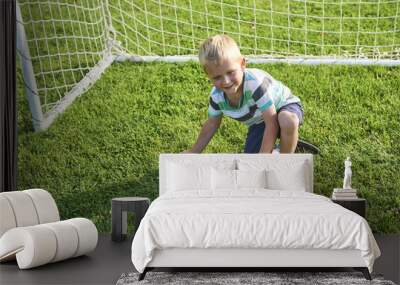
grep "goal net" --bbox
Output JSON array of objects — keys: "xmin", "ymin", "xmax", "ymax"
[{"xmin": 17, "ymin": 0, "xmax": 400, "ymax": 131}]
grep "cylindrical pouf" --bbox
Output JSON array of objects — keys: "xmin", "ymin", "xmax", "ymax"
[
  {"xmin": 0, "ymin": 191, "xmax": 39, "ymax": 227},
  {"xmin": 0, "ymin": 189, "xmax": 59, "ymax": 238},
  {"xmin": 0, "ymin": 226, "xmax": 57, "ymax": 269},
  {"xmin": 65, "ymin": 218, "xmax": 98, "ymax": 257},
  {"xmin": 0, "ymin": 196, "xmax": 17, "ymax": 237},
  {"xmin": 42, "ymin": 221, "xmax": 79, "ymax": 262},
  {"xmin": 24, "ymin": 189, "xmax": 60, "ymax": 224}
]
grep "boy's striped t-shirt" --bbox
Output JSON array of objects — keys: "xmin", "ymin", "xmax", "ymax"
[{"xmin": 208, "ymin": 68, "xmax": 300, "ymax": 126}]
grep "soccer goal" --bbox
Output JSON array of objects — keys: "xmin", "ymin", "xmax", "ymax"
[{"xmin": 17, "ymin": 0, "xmax": 400, "ymax": 131}]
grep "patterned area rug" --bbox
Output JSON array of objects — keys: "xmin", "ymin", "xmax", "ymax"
[{"xmin": 116, "ymin": 271, "xmax": 396, "ymax": 285}]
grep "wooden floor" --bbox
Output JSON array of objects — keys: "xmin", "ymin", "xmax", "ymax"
[{"xmin": 0, "ymin": 234, "xmax": 398, "ymax": 285}]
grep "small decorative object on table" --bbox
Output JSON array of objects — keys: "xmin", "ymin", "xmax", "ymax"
[
  {"xmin": 332, "ymin": 157, "xmax": 366, "ymax": 217},
  {"xmin": 332, "ymin": 157, "xmax": 358, "ymax": 200},
  {"xmin": 343, "ymin": 156, "xmax": 352, "ymax": 190},
  {"xmin": 111, "ymin": 197, "xmax": 150, "ymax": 242}
]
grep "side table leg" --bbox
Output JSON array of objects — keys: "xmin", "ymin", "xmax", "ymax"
[
  {"xmin": 121, "ymin": 210, "xmax": 127, "ymax": 238},
  {"xmin": 112, "ymin": 201, "xmax": 123, "ymax": 241}
]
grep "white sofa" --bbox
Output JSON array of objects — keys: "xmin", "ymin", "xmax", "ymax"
[
  {"xmin": 131, "ymin": 154, "xmax": 380, "ymax": 281},
  {"xmin": 0, "ymin": 189, "xmax": 98, "ymax": 269}
]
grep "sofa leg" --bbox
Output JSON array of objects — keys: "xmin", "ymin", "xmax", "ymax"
[
  {"xmin": 354, "ymin": 267, "xmax": 371, "ymax": 280},
  {"xmin": 138, "ymin": 268, "xmax": 148, "ymax": 281}
]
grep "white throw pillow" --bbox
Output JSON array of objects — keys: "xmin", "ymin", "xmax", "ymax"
[
  {"xmin": 237, "ymin": 158, "xmax": 310, "ymax": 192},
  {"xmin": 167, "ymin": 162, "xmax": 212, "ymax": 191},
  {"xmin": 211, "ymin": 168, "xmax": 237, "ymax": 191},
  {"xmin": 266, "ymin": 163, "xmax": 307, "ymax": 191},
  {"xmin": 236, "ymin": 169, "xmax": 267, "ymax": 189}
]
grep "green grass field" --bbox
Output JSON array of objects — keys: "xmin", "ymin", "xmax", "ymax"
[
  {"xmin": 17, "ymin": 61, "xmax": 400, "ymax": 233},
  {"xmin": 17, "ymin": 1, "xmax": 400, "ymax": 233}
]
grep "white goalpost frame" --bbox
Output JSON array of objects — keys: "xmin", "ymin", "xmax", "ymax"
[
  {"xmin": 16, "ymin": 0, "xmax": 115, "ymax": 132},
  {"xmin": 114, "ymin": 54, "xmax": 400, "ymax": 66},
  {"xmin": 17, "ymin": 0, "xmax": 400, "ymax": 131}
]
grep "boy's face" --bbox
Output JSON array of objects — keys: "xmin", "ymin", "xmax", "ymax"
[{"xmin": 204, "ymin": 57, "xmax": 245, "ymax": 98}]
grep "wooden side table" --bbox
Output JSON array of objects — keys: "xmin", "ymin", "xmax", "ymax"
[
  {"xmin": 111, "ymin": 197, "xmax": 150, "ymax": 242},
  {"xmin": 332, "ymin": 198, "xmax": 366, "ymax": 218}
]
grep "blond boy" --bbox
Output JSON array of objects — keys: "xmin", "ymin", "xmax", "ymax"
[{"xmin": 186, "ymin": 34, "xmax": 303, "ymax": 153}]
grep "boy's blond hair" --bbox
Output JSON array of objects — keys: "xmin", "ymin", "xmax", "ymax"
[{"xmin": 198, "ymin": 34, "xmax": 242, "ymax": 67}]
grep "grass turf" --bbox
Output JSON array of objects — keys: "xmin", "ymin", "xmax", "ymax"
[{"xmin": 17, "ymin": 61, "xmax": 400, "ymax": 233}]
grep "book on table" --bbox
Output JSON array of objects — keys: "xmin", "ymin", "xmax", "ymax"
[
  {"xmin": 332, "ymin": 188, "xmax": 358, "ymax": 199},
  {"xmin": 332, "ymin": 195, "xmax": 358, "ymax": 199},
  {"xmin": 333, "ymin": 188, "xmax": 357, "ymax": 193}
]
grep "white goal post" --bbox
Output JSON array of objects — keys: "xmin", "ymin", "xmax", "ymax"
[{"xmin": 17, "ymin": 0, "xmax": 400, "ymax": 131}]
